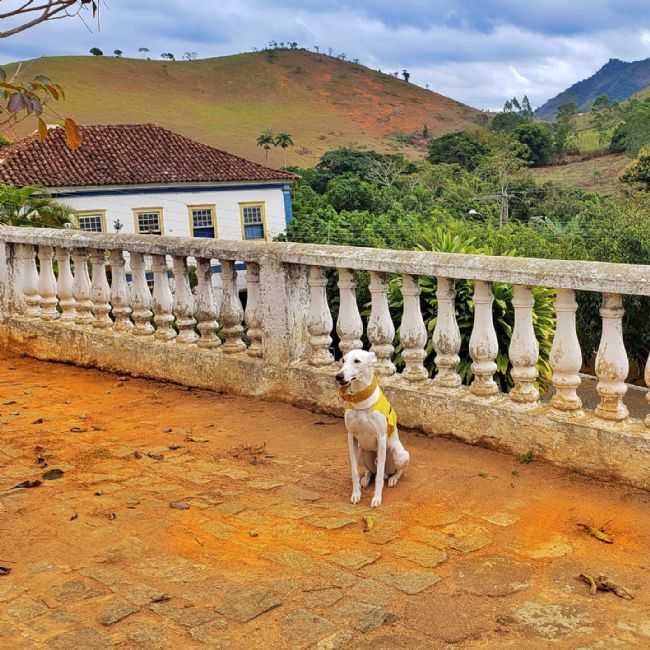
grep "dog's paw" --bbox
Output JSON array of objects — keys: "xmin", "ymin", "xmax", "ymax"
[
  {"xmin": 350, "ymin": 490, "xmax": 361, "ymax": 504},
  {"xmin": 360, "ymin": 473, "xmax": 372, "ymax": 488},
  {"xmin": 387, "ymin": 475, "xmax": 399, "ymax": 488},
  {"xmin": 370, "ymin": 494, "xmax": 382, "ymax": 508}
]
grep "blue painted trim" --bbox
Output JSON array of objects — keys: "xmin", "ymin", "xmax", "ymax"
[
  {"xmin": 282, "ymin": 184, "xmax": 293, "ymax": 225},
  {"xmin": 52, "ymin": 183, "xmax": 288, "ymax": 199}
]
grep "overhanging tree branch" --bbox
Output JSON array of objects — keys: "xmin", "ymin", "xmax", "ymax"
[{"xmin": 0, "ymin": 0, "xmax": 97, "ymax": 38}]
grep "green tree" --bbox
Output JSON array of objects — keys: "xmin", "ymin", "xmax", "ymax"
[
  {"xmin": 490, "ymin": 111, "xmax": 528, "ymax": 132},
  {"xmin": 427, "ymin": 131, "xmax": 489, "ymax": 171},
  {"xmin": 113, "ymin": 49, "xmax": 123, "ymax": 57},
  {"xmin": 621, "ymin": 146, "xmax": 650, "ymax": 190},
  {"xmin": 325, "ymin": 174, "xmax": 374, "ymax": 212},
  {"xmin": 0, "ymin": 185, "xmax": 73, "ymax": 227},
  {"xmin": 274, "ymin": 132, "xmax": 294, "ymax": 167},
  {"xmin": 512, "ymin": 122, "xmax": 555, "ymax": 165},
  {"xmin": 256, "ymin": 129, "xmax": 275, "ymax": 161},
  {"xmin": 552, "ymin": 102, "xmax": 577, "ymax": 159},
  {"xmin": 89, "ymin": 47, "xmax": 103, "ymax": 56}
]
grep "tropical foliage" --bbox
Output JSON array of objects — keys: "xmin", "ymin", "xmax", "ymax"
[{"xmin": 0, "ymin": 185, "xmax": 73, "ymax": 228}]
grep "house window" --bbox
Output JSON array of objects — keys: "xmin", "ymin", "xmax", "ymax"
[
  {"xmin": 188, "ymin": 205, "xmax": 216, "ymax": 238},
  {"xmin": 76, "ymin": 212, "xmax": 105, "ymax": 232},
  {"xmin": 134, "ymin": 209, "xmax": 163, "ymax": 235},
  {"xmin": 240, "ymin": 203, "xmax": 266, "ymax": 240}
]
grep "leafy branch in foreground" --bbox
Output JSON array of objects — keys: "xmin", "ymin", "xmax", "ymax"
[{"xmin": 0, "ymin": 66, "xmax": 81, "ymax": 149}]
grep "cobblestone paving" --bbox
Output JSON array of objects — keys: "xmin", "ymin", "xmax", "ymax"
[{"xmin": 2, "ymin": 350, "xmax": 650, "ymax": 648}]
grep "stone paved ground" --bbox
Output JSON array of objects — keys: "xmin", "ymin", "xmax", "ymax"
[{"xmin": 2, "ymin": 350, "xmax": 650, "ymax": 649}]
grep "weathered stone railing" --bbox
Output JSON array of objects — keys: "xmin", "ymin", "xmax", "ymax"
[{"xmin": 2, "ymin": 226, "xmax": 650, "ymax": 489}]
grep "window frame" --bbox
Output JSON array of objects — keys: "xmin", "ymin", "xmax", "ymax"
[
  {"xmin": 239, "ymin": 201, "xmax": 268, "ymax": 241},
  {"xmin": 75, "ymin": 210, "xmax": 107, "ymax": 233},
  {"xmin": 133, "ymin": 207, "xmax": 164, "ymax": 235},
  {"xmin": 187, "ymin": 204, "xmax": 218, "ymax": 238}
]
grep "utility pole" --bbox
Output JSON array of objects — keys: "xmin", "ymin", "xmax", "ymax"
[{"xmin": 500, "ymin": 187, "xmax": 509, "ymax": 228}]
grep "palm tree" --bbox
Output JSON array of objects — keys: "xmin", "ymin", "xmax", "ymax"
[
  {"xmin": 274, "ymin": 133, "xmax": 294, "ymax": 167},
  {"xmin": 0, "ymin": 185, "xmax": 73, "ymax": 227},
  {"xmin": 256, "ymin": 130, "xmax": 275, "ymax": 162}
]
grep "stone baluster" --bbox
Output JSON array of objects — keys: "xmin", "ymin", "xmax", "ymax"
[
  {"xmin": 469, "ymin": 280, "xmax": 499, "ymax": 396},
  {"xmin": 550, "ymin": 289, "xmax": 583, "ymax": 413},
  {"xmin": 109, "ymin": 250, "xmax": 133, "ymax": 332},
  {"xmin": 55, "ymin": 248, "xmax": 76, "ymax": 323},
  {"xmin": 151, "ymin": 254, "xmax": 176, "ymax": 341},
  {"xmin": 307, "ymin": 265, "xmax": 334, "ymax": 366},
  {"xmin": 509, "ymin": 285, "xmax": 539, "ymax": 403},
  {"xmin": 195, "ymin": 258, "xmax": 221, "ymax": 348},
  {"xmin": 594, "ymin": 293, "xmax": 629, "ymax": 421},
  {"xmin": 172, "ymin": 256, "xmax": 198, "ymax": 344},
  {"xmin": 71, "ymin": 248, "xmax": 94, "ymax": 324},
  {"xmin": 130, "ymin": 252, "xmax": 154, "ymax": 336},
  {"xmin": 244, "ymin": 262, "xmax": 263, "ymax": 357},
  {"xmin": 399, "ymin": 274, "xmax": 428, "ymax": 381},
  {"xmin": 367, "ymin": 271, "xmax": 395, "ymax": 376},
  {"xmin": 336, "ymin": 268, "xmax": 362, "ymax": 357},
  {"xmin": 220, "ymin": 259, "xmax": 246, "ymax": 353},
  {"xmin": 90, "ymin": 249, "xmax": 112, "ymax": 329},
  {"xmin": 37, "ymin": 245, "xmax": 59, "ymax": 320},
  {"xmin": 432, "ymin": 277, "xmax": 461, "ymax": 387},
  {"xmin": 18, "ymin": 244, "xmax": 41, "ymax": 318}
]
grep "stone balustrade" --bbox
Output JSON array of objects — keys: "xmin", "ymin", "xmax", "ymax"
[{"xmin": 2, "ymin": 226, "xmax": 650, "ymax": 489}]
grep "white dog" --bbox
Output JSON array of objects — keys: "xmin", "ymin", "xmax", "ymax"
[{"xmin": 336, "ymin": 349, "xmax": 410, "ymax": 508}]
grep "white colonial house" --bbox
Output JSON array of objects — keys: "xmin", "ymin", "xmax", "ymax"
[{"xmin": 0, "ymin": 123, "xmax": 296, "ymax": 241}]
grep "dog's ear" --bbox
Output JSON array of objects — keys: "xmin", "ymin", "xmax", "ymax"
[{"xmin": 368, "ymin": 351, "xmax": 377, "ymax": 365}]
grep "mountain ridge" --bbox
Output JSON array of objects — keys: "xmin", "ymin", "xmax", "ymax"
[{"xmin": 536, "ymin": 56, "xmax": 650, "ymax": 120}]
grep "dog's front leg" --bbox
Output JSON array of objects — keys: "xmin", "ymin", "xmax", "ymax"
[
  {"xmin": 371, "ymin": 433, "xmax": 387, "ymax": 508},
  {"xmin": 347, "ymin": 431, "xmax": 362, "ymax": 504}
]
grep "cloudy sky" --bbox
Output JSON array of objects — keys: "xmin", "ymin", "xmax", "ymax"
[{"xmin": 1, "ymin": 0, "xmax": 650, "ymax": 109}]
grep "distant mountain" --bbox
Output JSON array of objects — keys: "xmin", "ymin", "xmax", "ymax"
[
  {"xmin": 536, "ymin": 57, "xmax": 650, "ymax": 120},
  {"xmin": 1, "ymin": 51, "xmax": 481, "ymax": 166}
]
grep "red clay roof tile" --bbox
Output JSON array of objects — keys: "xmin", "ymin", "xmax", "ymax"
[{"xmin": 0, "ymin": 124, "xmax": 297, "ymax": 188}]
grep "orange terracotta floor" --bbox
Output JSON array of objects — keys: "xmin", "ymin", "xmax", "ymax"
[{"xmin": 2, "ymin": 349, "xmax": 650, "ymax": 649}]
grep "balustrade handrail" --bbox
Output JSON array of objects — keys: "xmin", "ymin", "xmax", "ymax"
[{"xmin": 2, "ymin": 226, "xmax": 650, "ymax": 295}]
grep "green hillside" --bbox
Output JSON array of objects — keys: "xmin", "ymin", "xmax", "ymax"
[{"xmin": 2, "ymin": 50, "xmax": 482, "ymax": 166}]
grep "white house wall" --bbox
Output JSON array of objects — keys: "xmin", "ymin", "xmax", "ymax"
[{"xmin": 59, "ymin": 186, "xmax": 289, "ymax": 240}]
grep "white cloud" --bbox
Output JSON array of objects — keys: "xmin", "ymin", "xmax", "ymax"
[{"xmin": 0, "ymin": 1, "xmax": 649, "ymax": 109}]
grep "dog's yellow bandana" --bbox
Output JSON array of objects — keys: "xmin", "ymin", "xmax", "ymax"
[{"xmin": 338, "ymin": 373, "xmax": 398, "ymax": 437}]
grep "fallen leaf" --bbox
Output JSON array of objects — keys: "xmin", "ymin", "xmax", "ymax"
[
  {"xmin": 42, "ymin": 469, "xmax": 64, "ymax": 481},
  {"xmin": 147, "ymin": 452, "xmax": 164, "ymax": 461},
  {"xmin": 363, "ymin": 516, "xmax": 375, "ymax": 532},
  {"xmin": 70, "ymin": 513, "xmax": 78, "ymax": 521},
  {"xmin": 0, "ymin": 567, "xmax": 11, "ymax": 577},
  {"xmin": 150, "ymin": 593, "xmax": 171, "ymax": 603},
  {"xmin": 185, "ymin": 436, "xmax": 209, "ymax": 443},
  {"xmin": 577, "ymin": 523, "xmax": 613, "ymax": 544},
  {"xmin": 70, "ymin": 427, "xmax": 87, "ymax": 433},
  {"xmin": 31, "ymin": 418, "xmax": 43, "ymax": 425},
  {"xmin": 13, "ymin": 480, "xmax": 41, "ymax": 489},
  {"xmin": 579, "ymin": 573, "xmax": 633, "ymax": 600},
  {"xmin": 169, "ymin": 501, "xmax": 190, "ymax": 510}
]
